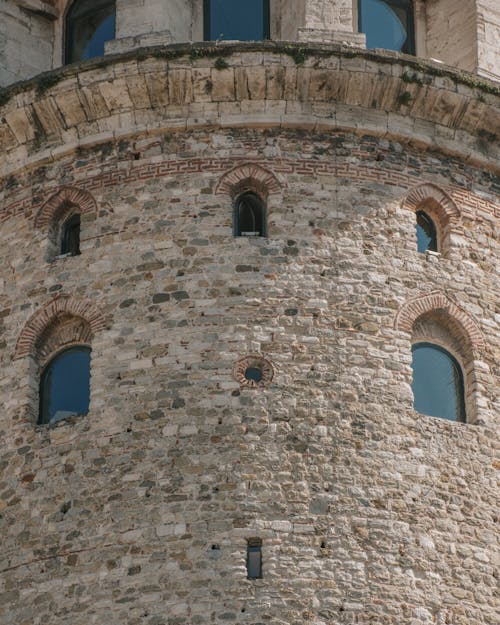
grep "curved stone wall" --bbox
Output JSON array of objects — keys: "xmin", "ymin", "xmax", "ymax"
[
  {"xmin": 0, "ymin": 45, "xmax": 498, "ymax": 625},
  {"xmin": 0, "ymin": 43, "xmax": 499, "ymax": 181}
]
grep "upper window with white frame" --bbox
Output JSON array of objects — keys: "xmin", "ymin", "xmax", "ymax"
[
  {"xmin": 358, "ymin": 0, "xmax": 415, "ymax": 54},
  {"xmin": 204, "ymin": 0, "xmax": 270, "ymax": 41}
]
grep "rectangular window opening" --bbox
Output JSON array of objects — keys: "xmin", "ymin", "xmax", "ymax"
[
  {"xmin": 246, "ymin": 538, "xmax": 262, "ymax": 579},
  {"xmin": 204, "ymin": 0, "xmax": 270, "ymax": 42}
]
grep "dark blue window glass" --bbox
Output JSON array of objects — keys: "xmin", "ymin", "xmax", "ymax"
[
  {"xmin": 204, "ymin": 0, "xmax": 270, "ymax": 41},
  {"xmin": 359, "ymin": 0, "xmax": 415, "ymax": 54},
  {"xmin": 411, "ymin": 343, "xmax": 466, "ymax": 422},
  {"xmin": 245, "ymin": 367, "xmax": 263, "ymax": 382},
  {"xmin": 247, "ymin": 540, "xmax": 262, "ymax": 578},
  {"xmin": 234, "ymin": 192, "xmax": 266, "ymax": 237},
  {"xmin": 416, "ymin": 210, "xmax": 437, "ymax": 253},
  {"xmin": 61, "ymin": 214, "xmax": 81, "ymax": 256},
  {"xmin": 39, "ymin": 346, "xmax": 91, "ymax": 425},
  {"xmin": 66, "ymin": 0, "xmax": 116, "ymax": 64}
]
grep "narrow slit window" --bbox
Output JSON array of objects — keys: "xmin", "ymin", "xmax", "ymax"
[
  {"xmin": 416, "ymin": 210, "xmax": 437, "ymax": 253},
  {"xmin": 247, "ymin": 539, "xmax": 262, "ymax": 579},
  {"xmin": 234, "ymin": 192, "xmax": 266, "ymax": 237},
  {"xmin": 61, "ymin": 214, "xmax": 81, "ymax": 256}
]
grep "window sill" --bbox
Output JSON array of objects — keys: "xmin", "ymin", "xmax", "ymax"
[
  {"xmin": 54, "ymin": 251, "xmax": 81, "ymax": 260},
  {"xmin": 424, "ymin": 249, "xmax": 441, "ymax": 262},
  {"xmin": 36, "ymin": 412, "xmax": 87, "ymax": 431}
]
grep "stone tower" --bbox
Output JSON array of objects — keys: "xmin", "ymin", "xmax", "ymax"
[{"xmin": 0, "ymin": 2, "xmax": 498, "ymax": 624}]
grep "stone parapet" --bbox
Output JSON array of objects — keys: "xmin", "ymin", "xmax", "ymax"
[
  {"xmin": 1, "ymin": 0, "xmax": 499, "ymax": 85},
  {"xmin": 0, "ymin": 42, "xmax": 498, "ymax": 182}
]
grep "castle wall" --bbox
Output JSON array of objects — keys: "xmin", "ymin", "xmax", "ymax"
[
  {"xmin": 0, "ymin": 127, "xmax": 498, "ymax": 625},
  {"xmin": 109, "ymin": 0, "xmax": 192, "ymax": 53},
  {"xmin": 476, "ymin": 0, "xmax": 500, "ymax": 80},
  {"xmin": 120, "ymin": 0, "xmax": 318, "ymax": 51},
  {"xmin": 0, "ymin": 45, "xmax": 498, "ymax": 178},
  {"xmin": 425, "ymin": 0, "xmax": 478, "ymax": 73},
  {"xmin": 0, "ymin": 0, "xmax": 55, "ymax": 86},
  {"xmin": 0, "ymin": 46, "xmax": 498, "ymax": 625},
  {"xmin": 304, "ymin": 0, "xmax": 354, "ymax": 30}
]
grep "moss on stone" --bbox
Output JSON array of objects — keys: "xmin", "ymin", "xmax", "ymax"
[
  {"xmin": 0, "ymin": 89, "xmax": 11, "ymax": 108},
  {"xmin": 35, "ymin": 73, "xmax": 61, "ymax": 96},
  {"xmin": 397, "ymin": 91, "xmax": 413, "ymax": 105},
  {"xmin": 214, "ymin": 57, "xmax": 229, "ymax": 70}
]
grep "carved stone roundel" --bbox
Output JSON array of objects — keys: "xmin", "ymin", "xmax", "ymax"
[{"xmin": 233, "ymin": 355, "xmax": 274, "ymax": 388}]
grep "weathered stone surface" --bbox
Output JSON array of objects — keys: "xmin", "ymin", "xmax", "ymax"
[
  {"xmin": 0, "ymin": 117, "xmax": 497, "ymax": 623},
  {"xmin": 0, "ymin": 8, "xmax": 498, "ymax": 625},
  {"xmin": 2, "ymin": 1, "xmax": 500, "ymax": 87},
  {"xmin": 0, "ymin": 45, "xmax": 499, "ymax": 182}
]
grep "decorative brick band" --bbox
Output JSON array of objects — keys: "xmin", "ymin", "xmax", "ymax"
[
  {"xmin": 34, "ymin": 186, "xmax": 97, "ymax": 229},
  {"xmin": 215, "ymin": 163, "xmax": 283, "ymax": 198},
  {"xmin": 394, "ymin": 291, "xmax": 485, "ymax": 352},
  {"xmin": 3, "ymin": 159, "xmax": 497, "ymax": 226},
  {"xmin": 14, "ymin": 294, "xmax": 106, "ymax": 360},
  {"xmin": 402, "ymin": 183, "xmax": 460, "ymax": 225}
]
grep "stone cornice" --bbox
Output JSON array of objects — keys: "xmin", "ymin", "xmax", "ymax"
[{"xmin": 0, "ymin": 42, "xmax": 498, "ymax": 180}]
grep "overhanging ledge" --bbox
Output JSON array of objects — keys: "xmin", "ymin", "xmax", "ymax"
[{"xmin": 0, "ymin": 42, "xmax": 498, "ymax": 180}]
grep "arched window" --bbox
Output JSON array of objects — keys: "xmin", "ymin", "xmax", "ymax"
[
  {"xmin": 416, "ymin": 210, "xmax": 437, "ymax": 253},
  {"xmin": 60, "ymin": 213, "xmax": 81, "ymax": 256},
  {"xmin": 65, "ymin": 0, "xmax": 116, "ymax": 64},
  {"xmin": 411, "ymin": 343, "xmax": 466, "ymax": 422},
  {"xmin": 39, "ymin": 346, "xmax": 91, "ymax": 425},
  {"xmin": 234, "ymin": 192, "xmax": 266, "ymax": 237},
  {"xmin": 402, "ymin": 184, "xmax": 460, "ymax": 258},
  {"xmin": 358, "ymin": 0, "xmax": 415, "ymax": 54},
  {"xmin": 204, "ymin": 0, "xmax": 270, "ymax": 41}
]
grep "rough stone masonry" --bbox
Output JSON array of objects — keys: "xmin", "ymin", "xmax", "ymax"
[{"xmin": 0, "ymin": 13, "xmax": 498, "ymax": 625}]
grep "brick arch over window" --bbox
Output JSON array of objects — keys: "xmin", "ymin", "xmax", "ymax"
[
  {"xmin": 34, "ymin": 186, "xmax": 97, "ymax": 229},
  {"xmin": 215, "ymin": 163, "xmax": 282, "ymax": 199},
  {"xmin": 402, "ymin": 183, "xmax": 460, "ymax": 256},
  {"xmin": 402, "ymin": 183, "xmax": 460, "ymax": 225},
  {"xmin": 395, "ymin": 291, "xmax": 485, "ymax": 355},
  {"xmin": 35, "ymin": 315, "xmax": 93, "ymax": 367},
  {"xmin": 14, "ymin": 294, "xmax": 106, "ymax": 362}
]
